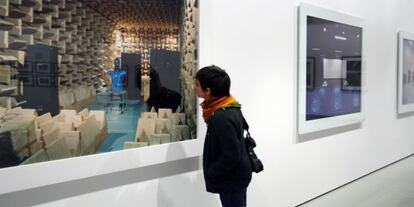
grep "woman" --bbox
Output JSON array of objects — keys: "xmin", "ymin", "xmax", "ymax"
[{"xmin": 195, "ymin": 65, "xmax": 252, "ymax": 207}]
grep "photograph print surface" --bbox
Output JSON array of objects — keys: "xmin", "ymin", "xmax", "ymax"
[{"xmin": 298, "ymin": 3, "xmax": 365, "ymax": 135}]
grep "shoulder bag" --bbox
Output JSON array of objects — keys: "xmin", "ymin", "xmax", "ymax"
[{"xmin": 242, "ymin": 115, "xmax": 264, "ymax": 173}]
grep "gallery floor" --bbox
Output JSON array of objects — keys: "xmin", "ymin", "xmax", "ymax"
[
  {"xmin": 83, "ymin": 91, "xmax": 147, "ymax": 153},
  {"xmin": 299, "ymin": 154, "xmax": 414, "ymax": 207}
]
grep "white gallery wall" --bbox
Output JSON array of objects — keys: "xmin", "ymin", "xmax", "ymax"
[{"xmin": 1, "ymin": 0, "xmax": 414, "ymax": 206}]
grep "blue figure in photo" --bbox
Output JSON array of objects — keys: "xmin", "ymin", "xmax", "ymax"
[
  {"xmin": 311, "ymin": 96, "xmax": 321, "ymax": 113},
  {"xmin": 311, "ymin": 86, "xmax": 325, "ymax": 114},
  {"xmin": 333, "ymin": 86, "xmax": 343, "ymax": 111},
  {"xmin": 109, "ymin": 58, "xmax": 126, "ymax": 94},
  {"xmin": 352, "ymin": 93, "xmax": 360, "ymax": 108}
]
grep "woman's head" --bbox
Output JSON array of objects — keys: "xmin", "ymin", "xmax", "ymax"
[{"xmin": 195, "ymin": 65, "xmax": 231, "ymax": 99}]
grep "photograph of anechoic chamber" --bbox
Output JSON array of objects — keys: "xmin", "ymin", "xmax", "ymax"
[
  {"xmin": 402, "ymin": 39, "xmax": 414, "ymax": 105},
  {"xmin": 0, "ymin": 0, "xmax": 199, "ymax": 170},
  {"xmin": 305, "ymin": 16, "xmax": 362, "ymax": 121},
  {"xmin": 297, "ymin": 2, "xmax": 365, "ymax": 136}
]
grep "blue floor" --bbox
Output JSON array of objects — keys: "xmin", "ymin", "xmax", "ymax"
[{"xmin": 84, "ymin": 92, "xmax": 147, "ymax": 153}]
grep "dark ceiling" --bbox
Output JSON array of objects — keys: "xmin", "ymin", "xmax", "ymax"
[
  {"xmin": 83, "ymin": 0, "xmax": 183, "ymax": 28},
  {"xmin": 307, "ymin": 16, "xmax": 362, "ymax": 59}
]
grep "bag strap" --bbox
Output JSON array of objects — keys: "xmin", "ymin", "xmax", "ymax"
[
  {"xmin": 241, "ymin": 114, "xmax": 251, "ymax": 137},
  {"xmin": 241, "ymin": 115, "xmax": 249, "ymax": 131}
]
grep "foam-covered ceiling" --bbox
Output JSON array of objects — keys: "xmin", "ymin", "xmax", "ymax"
[{"xmin": 83, "ymin": 0, "xmax": 182, "ymax": 28}]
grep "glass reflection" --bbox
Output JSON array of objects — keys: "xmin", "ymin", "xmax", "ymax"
[
  {"xmin": 402, "ymin": 39, "xmax": 414, "ymax": 105},
  {"xmin": 306, "ymin": 16, "xmax": 362, "ymax": 121}
]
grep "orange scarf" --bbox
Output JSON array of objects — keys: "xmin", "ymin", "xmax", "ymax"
[{"xmin": 201, "ymin": 95, "xmax": 241, "ymax": 122}]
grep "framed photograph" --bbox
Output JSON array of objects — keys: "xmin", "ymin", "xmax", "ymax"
[
  {"xmin": 397, "ymin": 31, "xmax": 414, "ymax": 114},
  {"xmin": 297, "ymin": 3, "xmax": 365, "ymax": 135},
  {"xmin": 306, "ymin": 57, "xmax": 315, "ymax": 89},
  {"xmin": 36, "ymin": 75, "xmax": 53, "ymax": 87},
  {"xmin": 20, "ymin": 61, "xmax": 33, "ymax": 73},
  {"xmin": 341, "ymin": 56, "xmax": 361, "ymax": 91},
  {"xmin": 18, "ymin": 74, "xmax": 34, "ymax": 87},
  {"xmin": 35, "ymin": 62, "xmax": 51, "ymax": 74}
]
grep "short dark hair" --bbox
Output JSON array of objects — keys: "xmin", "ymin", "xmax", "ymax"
[{"xmin": 196, "ymin": 65, "xmax": 230, "ymax": 97}]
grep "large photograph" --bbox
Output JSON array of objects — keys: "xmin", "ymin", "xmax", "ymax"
[
  {"xmin": 0, "ymin": 0, "xmax": 199, "ymax": 169},
  {"xmin": 398, "ymin": 31, "xmax": 414, "ymax": 114},
  {"xmin": 298, "ymin": 3, "xmax": 365, "ymax": 136}
]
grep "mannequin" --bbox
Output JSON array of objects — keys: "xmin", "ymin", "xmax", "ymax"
[
  {"xmin": 109, "ymin": 58, "xmax": 126, "ymax": 94},
  {"xmin": 108, "ymin": 58, "xmax": 127, "ymax": 113}
]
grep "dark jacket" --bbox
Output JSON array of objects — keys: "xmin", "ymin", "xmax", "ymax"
[{"xmin": 203, "ymin": 107, "xmax": 252, "ymax": 194}]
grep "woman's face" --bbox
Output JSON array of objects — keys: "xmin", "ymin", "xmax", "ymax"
[{"xmin": 194, "ymin": 79, "xmax": 209, "ymax": 99}]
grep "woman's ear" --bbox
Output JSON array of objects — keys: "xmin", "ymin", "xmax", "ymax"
[{"xmin": 205, "ymin": 88, "xmax": 211, "ymax": 96}]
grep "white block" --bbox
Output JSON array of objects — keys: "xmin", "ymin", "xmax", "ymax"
[
  {"xmin": 35, "ymin": 112, "xmax": 52, "ymax": 128},
  {"xmin": 77, "ymin": 114, "xmax": 100, "ymax": 155},
  {"xmin": 46, "ymin": 137, "xmax": 71, "ymax": 160},
  {"xmin": 135, "ymin": 118, "xmax": 155, "ymax": 142},
  {"xmin": 78, "ymin": 108, "xmax": 89, "ymax": 120},
  {"xmin": 89, "ymin": 110, "xmax": 106, "ymax": 131},
  {"xmin": 323, "ymin": 58, "xmax": 343, "ymax": 79},
  {"xmin": 42, "ymin": 125, "xmax": 59, "ymax": 146},
  {"xmin": 123, "ymin": 141, "xmax": 148, "ymax": 149},
  {"xmin": 171, "ymin": 125, "xmax": 190, "ymax": 142},
  {"xmin": 60, "ymin": 131, "xmax": 80, "ymax": 156},
  {"xmin": 155, "ymin": 118, "xmax": 172, "ymax": 134},
  {"xmin": 141, "ymin": 112, "xmax": 157, "ymax": 119},
  {"xmin": 171, "ymin": 113, "xmax": 186, "ymax": 125},
  {"xmin": 158, "ymin": 108, "xmax": 172, "ymax": 119},
  {"xmin": 20, "ymin": 149, "xmax": 49, "ymax": 165}
]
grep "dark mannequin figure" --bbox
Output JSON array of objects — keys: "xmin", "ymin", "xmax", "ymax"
[{"xmin": 138, "ymin": 66, "xmax": 181, "ymax": 112}]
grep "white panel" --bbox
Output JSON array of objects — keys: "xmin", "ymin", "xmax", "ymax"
[
  {"xmin": 323, "ymin": 58, "xmax": 343, "ymax": 79},
  {"xmin": 0, "ymin": 140, "xmax": 202, "ymax": 194}
]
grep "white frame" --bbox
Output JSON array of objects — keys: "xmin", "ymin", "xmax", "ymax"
[
  {"xmin": 297, "ymin": 3, "xmax": 366, "ymax": 135},
  {"xmin": 397, "ymin": 31, "xmax": 414, "ymax": 114},
  {"xmin": 0, "ymin": 140, "xmax": 203, "ymax": 194}
]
